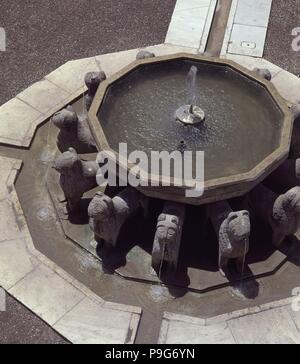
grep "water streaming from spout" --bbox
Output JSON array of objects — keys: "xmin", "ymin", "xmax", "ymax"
[
  {"xmin": 82, "ymin": 83, "xmax": 87, "ymax": 115},
  {"xmin": 240, "ymin": 237, "xmax": 248, "ymax": 285},
  {"xmin": 186, "ymin": 65, "xmax": 198, "ymax": 108},
  {"xmin": 175, "ymin": 65, "xmax": 205, "ymax": 124},
  {"xmin": 158, "ymin": 241, "xmax": 167, "ymax": 281}
]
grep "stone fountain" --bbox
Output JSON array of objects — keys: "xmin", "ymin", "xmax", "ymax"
[{"xmin": 51, "ymin": 51, "xmax": 300, "ymax": 288}]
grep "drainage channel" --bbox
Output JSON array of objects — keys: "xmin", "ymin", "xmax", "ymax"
[{"xmin": 205, "ymin": 0, "xmax": 233, "ymax": 57}]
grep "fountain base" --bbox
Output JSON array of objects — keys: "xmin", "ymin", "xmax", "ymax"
[{"xmin": 175, "ymin": 104, "xmax": 205, "ymax": 125}]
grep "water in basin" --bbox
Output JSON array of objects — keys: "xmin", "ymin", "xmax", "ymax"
[{"xmin": 98, "ymin": 60, "xmax": 283, "ymax": 180}]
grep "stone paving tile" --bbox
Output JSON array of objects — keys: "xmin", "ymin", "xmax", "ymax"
[
  {"xmin": 224, "ymin": 53, "xmax": 282, "ymax": 78},
  {"xmin": 0, "ymin": 157, "xmax": 22, "ymax": 197},
  {"xmin": 158, "ymin": 313, "xmax": 235, "ymax": 344},
  {"xmin": 96, "ymin": 48, "xmax": 138, "ymax": 78},
  {"xmin": 9, "ymin": 264, "xmax": 85, "ymax": 326},
  {"xmin": 0, "ymin": 200, "xmax": 23, "ymax": 242},
  {"xmin": 234, "ymin": 0, "xmax": 272, "ymax": 27},
  {"xmin": 54, "ymin": 297, "xmax": 140, "ymax": 344},
  {"xmin": 159, "ymin": 298, "xmax": 300, "ymax": 344},
  {"xmin": 45, "ymin": 57, "xmax": 100, "ymax": 94},
  {"xmin": 271, "ymin": 70, "xmax": 300, "ymax": 105},
  {"xmin": 147, "ymin": 43, "xmax": 198, "ymax": 56},
  {"xmin": 0, "ymin": 98, "xmax": 42, "ymax": 147},
  {"xmin": 228, "ymin": 23, "xmax": 269, "ymax": 58},
  {"xmin": 165, "ymin": 0, "xmax": 217, "ymax": 50},
  {"xmin": 228, "ymin": 307, "xmax": 300, "ymax": 344},
  {"xmin": 289, "ymin": 306, "xmax": 300, "ymax": 332},
  {"xmin": 224, "ymin": 0, "xmax": 272, "ymax": 57},
  {"xmin": 16, "ymin": 79, "xmax": 70, "ymax": 115},
  {"xmin": 0, "ymin": 239, "xmax": 38, "ymax": 290},
  {"xmin": 224, "ymin": 53, "xmax": 300, "ymax": 105}
]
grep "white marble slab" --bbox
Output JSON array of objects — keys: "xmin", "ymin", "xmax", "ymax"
[
  {"xmin": 0, "ymin": 156, "xmax": 22, "ymax": 197},
  {"xmin": 17, "ymin": 79, "xmax": 70, "ymax": 115},
  {"xmin": 224, "ymin": 53, "xmax": 282, "ymax": 78},
  {"xmin": 289, "ymin": 307, "xmax": 300, "ymax": 332},
  {"xmin": 223, "ymin": 0, "xmax": 273, "ymax": 57},
  {"xmin": 0, "ymin": 239, "xmax": 38, "ymax": 290},
  {"xmin": 54, "ymin": 297, "xmax": 140, "ymax": 344},
  {"xmin": 0, "ymin": 200, "xmax": 23, "ymax": 242},
  {"xmin": 271, "ymin": 69, "xmax": 300, "ymax": 104},
  {"xmin": 227, "ymin": 23, "xmax": 268, "ymax": 57},
  {"xmin": 9, "ymin": 264, "xmax": 85, "ymax": 325},
  {"xmin": 0, "ymin": 97, "xmax": 42, "ymax": 147},
  {"xmin": 158, "ymin": 313, "xmax": 236, "ymax": 344},
  {"xmin": 165, "ymin": 0, "xmax": 217, "ymax": 50},
  {"xmin": 46, "ymin": 57, "xmax": 100, "ymax": 94},
  {"xmin": 235, "ymin": 0, "xmax": 272, "ymax": 27},
  {"xmin": 228, "ymin": 307, "xmax": 300, "ymax": 344},
  {"xmin": 96, "ymin": 49, "xmax": 138, "ymax": 77}
]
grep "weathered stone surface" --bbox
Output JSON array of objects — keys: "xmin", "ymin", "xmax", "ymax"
[
  {"xmin": 0, "ymin": 200, "xmax": 23, "ymax": 242},
  {"xmin": 84, "ymin": 71, "xmax": 106, "ymax": 111},
  {"xmin": 96, "ymin": 44, "xmax": 198, "ymax": 77},
  {"xmin": 9, "ymin": 264, "xmax": 85, "ymax": 325},
  {"xmin": 0, "ymin": 156, "xmax": 22, "ymax": 197},
  {"xmin": 52, "ymin": 106, "xmax": 97, "ymax": 153},
  {"xmin": 46, "ymin": 57, "xmax": 101, "ymax": 93},
  {"xmin": 53, "ymin": 148, "xmax": 99, "ymax": 213},
  {"xmin": 253, "ymin": 67, "xmax": 272, "ymax": 81},
  {"xmin": 228, "ymin": 307, "xmax": 300, "ymax": 344},
  {"xmin": 152, "ymin": 201, "xmax": 186, "ymax": 272},
  {"xmin": 249, "ymin": 185, "xmax": 300, "ymax": 247},
  {"xmin": 136, "ymin": 50, "xmax": 155, "ymax": 60},
  {"xmin": 208, "ymin": 200, "xmax": 250, "ymax": 276},
  {"xmin": 289, "ymin": 307, "xmax": 300, "ymax": 332},
  {"xmin": 0, "ymin": 239, "xmax": 38, "ymax": 290},
  {"xmin": 0, "ymin": 98, "xmax": 42, "ymax": 147},
  {"xmin": 158, "ymin": 313, "xmax": 235, "ymax": 344},
  {"xmin": 17, "ymin": 79, "xmax": 69, "ymax": 114},
  {"xmin": 53, "ymin": 297, "xmax": 140, "ymax": 344},
  {"xmin": 272, "ymin": 69, "xmax": 300, "ymax": 104},
  {"xmin": 88, "ymin": 188, "xmax": 147, "ymax": 248},
  {"xmin": 224, "ymin": 54, "xmax": 282, "ymax": 78}
]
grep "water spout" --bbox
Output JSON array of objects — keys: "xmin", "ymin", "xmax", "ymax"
[
  {"xmin": 186, "ymin": 65, "xmax": 198, "ymax": 107},
  {"xmin": 175, "ymin": 65, "xmax": 205, "ymax": 125}
]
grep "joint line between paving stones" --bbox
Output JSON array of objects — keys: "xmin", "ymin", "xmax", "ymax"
[
  {"xmin": 43, "ymin": 77, "xmax": 74, "ymax": 95},
  {"xmin": 51, "ymin": 295, "xmax": 87, "ymax": 327},
  {"xmin": 6, "ymin": 262, "xmax": 43, "ymax": 292}
]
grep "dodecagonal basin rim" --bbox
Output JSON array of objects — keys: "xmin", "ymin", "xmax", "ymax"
[{"xmin": 88, "ymin": 53, "xmax": 293, "ymax": 204}]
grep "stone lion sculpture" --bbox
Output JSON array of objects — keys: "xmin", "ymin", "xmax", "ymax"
[
  {"xmin": 249, "ymin": 185, "xmax": 300, "ymax": 247},
  {"xmin": 209, "ymin": 201, "xmax": 250, "ymax": 277},
  {"xmin": 84, "ymin": 71, "xmax": 107, "ymax": 111},
  {"xmin": 151, "ymin": 202, "xmax": 186, "ymax": 273},
  {"xmin": 88, "ymin": 188, "xmax": 148, "ymax": 249},
  {"xmin": 52, "ymin": 105, "xmax": 97, "ymax": 154},
  {"xmin": 136, "ymin": 50, "xmax": 155, "ymax": 60},
  {"xmin": 53, "ymin": 148, "xmax": 98, "ymax": 213},
  {"xmin": 253, "ymin": 67, "xmax": 272, "ymax": 81}
]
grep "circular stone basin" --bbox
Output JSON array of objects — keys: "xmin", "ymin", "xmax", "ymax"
[{"xmin": 88, "ymin": 54, "xmax": 293, "ymax": 205}]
